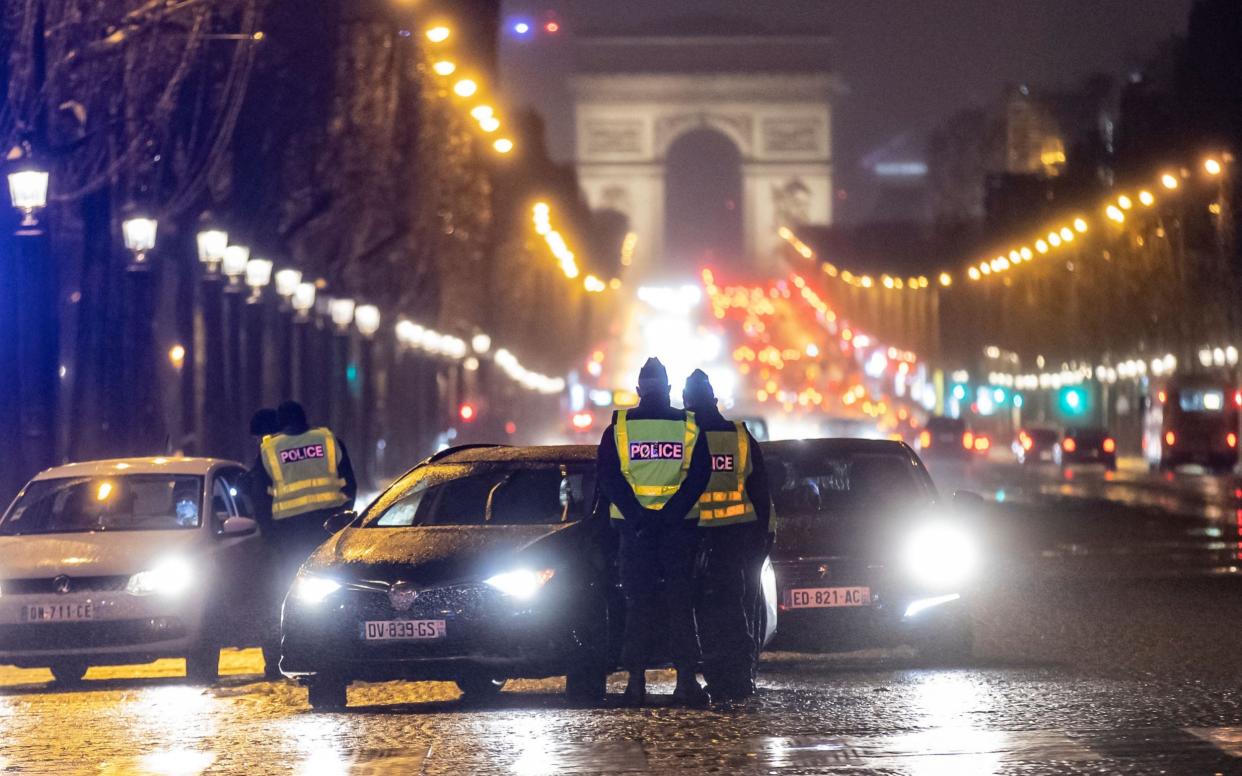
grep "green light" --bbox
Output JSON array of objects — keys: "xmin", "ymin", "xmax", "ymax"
[
  {"xmin": 346, "ymin": 364, "xmax": 358, "ymax": 383},
  {"xmin": 1058, "ymin": 386, "xmax": 1089, "ymax": 416}
]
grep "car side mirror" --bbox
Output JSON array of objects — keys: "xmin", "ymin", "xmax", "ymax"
[
  {"xmin": 323, "ymin": 510, "xmax": 358, "ymax": 534},
  {"xmin": 219, "ymin": 516, "xmax": 258, "ymax": 537}
]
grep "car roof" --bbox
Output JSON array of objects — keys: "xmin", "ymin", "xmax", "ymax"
[
  {"xmin": 431, "ymin": 444, "xmax": 597, "ymax": 465},
  {"xmin": 764, "ymin": 438, "xmax": 916, "ymax": 457},
  {"xmin": 33, "ymin": 457, "xmax": 240, "ymax": 480}
]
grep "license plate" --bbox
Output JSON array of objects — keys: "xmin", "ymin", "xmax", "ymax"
[
  {"xmin": 788, "ymin": 587, "xmax": 872, "ymax": 609},
  {"xmin": 23, "ymin": 603, "xmax": 94, "ymax": 622},
  {"xmin": 362, "ymin": 619, "xmax": 446, "ymax": 641}
]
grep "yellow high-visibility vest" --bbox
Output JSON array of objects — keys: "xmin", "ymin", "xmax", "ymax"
[
  {"xmin": 610, "ymin": 409, "xmax": 700, "ymax": 521},
  {"xmin": 691, "ymin": 421, "xmax": 758, "ymax": 527},
  {"xmin": 260, "ymin": 428, "xmax": 348, "ymax": 520}
]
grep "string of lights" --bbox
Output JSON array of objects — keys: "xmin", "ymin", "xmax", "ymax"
[
  {"xmin": 531, "ymin": 201, "xmax": 620, "ymax": 294},
  {"xmin": 393, "ymin": 318, "xmax": 565, "ymax": 394},
  {"xmin": 780, "ymin": 152, "xmax": 1233, "ymax": 288},
  {"xmin": 422, "ymin": 24, "xmax": 516, "ymax": 155}
]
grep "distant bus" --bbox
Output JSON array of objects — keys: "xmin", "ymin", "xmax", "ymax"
[{"xmin": 1143, "ymin": 376, "xmax": 1239, "ymax": 473}]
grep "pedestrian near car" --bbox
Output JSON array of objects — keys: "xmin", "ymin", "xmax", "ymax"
[
  {"xmin": 598, "ymin": 358, "xmax": 712, "ymax": 708},
  {"xmin": 243, "ymin": 407, "xmax": 284, "ymax": 678},
  {"xmin": 682, "ymin": 369, "xmax": 774, "ymax": 704},
  {"xmin": 250, "ymin": 400, "xmax": 357, "ymax": 583}
]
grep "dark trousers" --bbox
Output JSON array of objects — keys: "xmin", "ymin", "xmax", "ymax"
[
  {"xmin": 699, "ymin": 523, "xmax": 764, "ymax": 693},
  {"xmin": 269, "ymin": 510, "xmax": 334, "ymax": 601},
  {"xmin": 619, "ymin": 521, "xmax": 701, "ymax": 673}
]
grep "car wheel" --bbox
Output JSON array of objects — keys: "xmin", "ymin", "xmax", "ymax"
[
  {"xmin": 456, "ymin": 674, "xmax": 505, "ymax": 702},
  {"xmin": 307, "ymin": 675, "xmax": 348, "ymax": 711},
  {"xmin": 49, "ymin": 660, "xmax": 88, "ymax": 685},
  {"xmin": 917, "ymin": 622, "xmax": 974, "ymax": 666},
  {"xmin": 184, "ymin": 644, "xmax": 220, "ymax": 685}
]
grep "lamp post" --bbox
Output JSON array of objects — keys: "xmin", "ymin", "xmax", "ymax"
[
  {"xmin": 220, "ymin": 244, "xmax": 249, "ymax": 456},
  {"xmin": 243, "ymin": 257, "xmax": 273, "ymax": 415},
  {"xmin": 272, "ymin": 269, "xmax": 302, "ymax": 401},
  {"xmin": 5, "ymin": 154, "xmax": 57, "ymax": 482},
  {"xmin": 328, "ymin": 297, "xmax": 356, "ymax": 443},
  {"xmin": 290, "ymin": 281, "xmax": 316, "ymax": 408},
  {"xmin": 354, "ymin": 304, "xmax": 381, "ymax": 488}
]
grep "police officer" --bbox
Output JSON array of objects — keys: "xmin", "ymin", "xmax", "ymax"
[
  {"xmin": 250, "ymin": 401, "xmax": 357, "ymax": 583},
  {"xmin": 682, "ymin": 369, "xmax": 773, "ymax": 704},
  {"xmin": 598, "ymin": 358, "xmax": 712, "ymax": 707}
]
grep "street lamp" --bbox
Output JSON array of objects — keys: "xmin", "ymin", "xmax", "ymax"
[
  {"xmin": 274, "ymin": 268, "xmax": 302, "ymax": 300},
  {"xmin": 329, "ymin": 298, "xmax": 356, "ymax": 331},
  {"xmin": 7, "ymin": 165, "xmax": 49, "ymax": 232},
  {"xmin": 291, "ymin": 281, "xmax": 316, "ymax": 319},
  {"xmin": 196, "ymin": 228, "xmax": 228, "ymax": 274},
  {"xmin": 354, "ymin": 304, "xmax": 381, "ymax": 338},
  {"xmin": 222, "ymin": 245, "xmax": 250, "ymax": 290},
  {"xmin": 245, "ymin": 257, "xmax": 273, "ymax": 301},
  {"xmin": 471, "ymin": 333, "xmax": 491, "ymax": 354},
  {"xmin": 122, "ymin": 214, "xmax": 158, "ymax": 269}
]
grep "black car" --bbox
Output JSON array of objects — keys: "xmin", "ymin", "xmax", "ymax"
[
  {"xmin": 917, "ymin": 416, "xmax": 972, "ymax": 460},
  {"xmin": 1015, "ymin": 427, "xmax": 1060, "ymax": 465},
  {"xmin": 279, "ymin": 444, "xmax": 778, "ymax": 710},
  {"xmin": 765, "ymin": 439, "xmax": 978, "ymax": 661},
  {"xmin": 1057, "ymin": 427, "xmax": 1117, "ymax": 470}
]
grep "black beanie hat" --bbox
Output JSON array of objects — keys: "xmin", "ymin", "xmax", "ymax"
[
  {"xmin": 637, "ymin": 357, "xmax": 670, "ymax": 396},
  {"xmin": 682, "ymin": 368, "xmax": 716, "ymax": 408}
]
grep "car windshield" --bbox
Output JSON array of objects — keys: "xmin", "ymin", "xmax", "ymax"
[
  {"xmin": 0, "ymin": 475, "xmax": 204, "ymax": 535},
  {"xmin": 768, "ymin": 451, "xmax": 931, "ymax": 517},
  {"xmin": 1027, "ymin": 429, "xmax": 1060, "ymax": 443},
  {"xmin": 366, "ymin": 462, "xmax": 597, "ymax": 527},
  {"xmin": 1178, "ymin": 389, "xmax": 1226, "ymax": 413},
  {"xmin": 926, "ymin": 417, "xmax": 965, "ymax": 433}
]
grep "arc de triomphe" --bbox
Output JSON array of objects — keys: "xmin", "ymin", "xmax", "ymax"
[{"xmin": 572, "ymin": 33, "xmax": 838, "ymax": 277}]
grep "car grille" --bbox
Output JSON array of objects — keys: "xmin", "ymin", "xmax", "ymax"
[
  {"xmin": 774, "ymin": 558, "xmax": 883, "ymax": 587},
  {"xmin": 2, "ymin": 576, "xmax": 130, "ymax": 595},
  {"xmin": 0, "ymin": 618, "xmax": 186, "ymax": 651}
]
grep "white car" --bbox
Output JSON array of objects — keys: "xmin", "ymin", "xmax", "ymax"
[{"xmin": 0, "ymin": 457, "xmax": 273, "ymax": 683}]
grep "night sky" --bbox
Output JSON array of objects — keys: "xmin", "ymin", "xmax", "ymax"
[{"xmin": 500, "ymin": 0, "xmax": 1196, "ymax": 224}]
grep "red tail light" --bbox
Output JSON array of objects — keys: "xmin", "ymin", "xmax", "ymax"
[
  {"xmin": 1157, "ymin": 390, "xmax": 1167, "ymax": 404},
  {"xmin": 1019, "ymin": 432, "xmax": 1033, "ymax": 451},
  {"xmin": 1235, "ymin": 390, "xmax": 1241, "ymax": 408},
  {"xmin": 918, "ymin": 430, "xmax": 931, "ymax": 448},
  {"xmin": 1062, "ymin": 438, "xmax": 1077, "ymax": 453},
  {"xmin": 973, "ymin": 435, "xmax": 991, "ymax": 452},
  {"xmin": 962, "ymin": 431, "xmax": 974, "ymax": 450},
  {"xmin": 1102, "ymin": 438, "xmax": 1116, "ymax": 454},
  {"xmin": 1165, "ymin": 430, "xmax": 1176, "ymax": 447},
  {"xmin": 1228, "ymin": 433, "xmax": 1238, "ymax": 449}
]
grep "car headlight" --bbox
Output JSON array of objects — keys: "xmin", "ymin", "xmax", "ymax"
[
  {"xmin": 904, "ymin": 521, "xmax": 977, "ymax": 589},
  {"xmin": 291, "ymin": 573, "xmax": 342, "ymax": 605},
  {"xmin": 484, "ymin": 568, "xmax": 554, "ymax": 600},
  {"xmin": 127, "ymin": 558, "xmax": 194, "ymax": 596}
]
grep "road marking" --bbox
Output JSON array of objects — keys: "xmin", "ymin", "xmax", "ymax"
[{"xmin": 1186, "ymin": 726, "xmax": 1242, "ymax": 757}]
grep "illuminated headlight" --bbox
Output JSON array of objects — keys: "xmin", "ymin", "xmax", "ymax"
[
  {"xmin": 291, "ymin": 573, "xmax": 342, "ymax": 605},
  {"xmin": 484, "ymin": 568, "xmax": 554, "ymax": 600},
  {"xmin": 904, "ymin": 521, "xmax": 977, "ymax": 589},
  {"xmin": 126, "ymin": 558, "xmax": 194, "ymax": 596}
]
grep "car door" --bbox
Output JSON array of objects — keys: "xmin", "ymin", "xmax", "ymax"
[{"xmin": 209, "ymin": 467, "xmax": 271, "ymax": 647}]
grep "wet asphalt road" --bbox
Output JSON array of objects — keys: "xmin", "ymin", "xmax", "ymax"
[{"xmin": 8, "ymin": 463, "xmax": 1242, "ymax": 775}]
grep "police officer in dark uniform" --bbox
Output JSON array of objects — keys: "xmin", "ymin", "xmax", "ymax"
[
  {"xmin": 598, "ymin": 358, "xmax": 712, "ymax": 707},
  {"xmin": 249, "ymin": 400, "xmax": 357, "ymax": 583},
  {"xmin": 682, "ymin": 369, "xmax": 773, "ymax": 703}
]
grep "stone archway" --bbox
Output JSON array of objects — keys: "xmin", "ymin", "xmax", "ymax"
[{"xmin": 572, "ymin": 42, "xmax": 838, "ymax": 279}]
